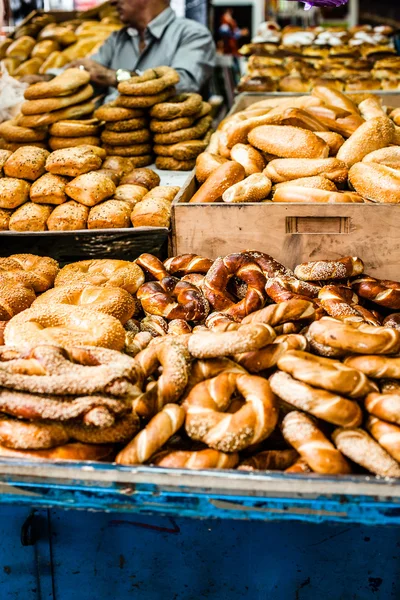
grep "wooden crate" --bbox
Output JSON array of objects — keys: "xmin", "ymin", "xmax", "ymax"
[
  {"xmin": 172, "ymin": 176, "xmax": 400, "ymax": 279},
  {"xmin": 172, "ymin": 91, "xmax": 400, "ymax": 278}
]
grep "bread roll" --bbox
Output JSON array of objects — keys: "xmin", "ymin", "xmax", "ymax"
[
  {"xmin": 230, "ymin": 144, "xmax": 266, "ymax": 176},
  {"xmin": 76, "ymin": 145, "xmax": 106, "ymax": 161},
  {"xmin": 0, "ymin": 178, "xmax": 30, "ymax": 209},
  {"xmin": 31, "ymin": 40, "xmax": 60, "ymax": 60},
  {"xmin": 363, "ymin": 146, "xmax": 400, "ymax": 169},
  {"xmin": 65, "ymin": 172, "xmax": 116, "ymax": 207},
  {"xmin": 348, "ymin": 162, "xmax": 400, "ymax": 204},
  {"xmin": 0, "ymin": 150, "xmax": 12, "ymax": 175},
  {"xmin": 88, "ymin": 200, "xmax": 131, "ymax": 229},
  {"xmin": 144, "ymin": 186, "xmax": 180, "ymax": 203},
  {"xmin": 273, "ymin": 176, "xmax": 338, "ymax": 192},
  {"xmin": 94, "ymin": 169, "xmax": 120, "ymax": 186},
  {"xmin": 0, "ymin": 39, "xmax": 12, "ymax": 60},
  {"xmin": 0, "ymin": 120, "xmax": 47, "ymax": 143},
  {"xmin": 4, "ymin": 147, "xmax": 50, "ymax": 181},
  {"xmin": 2, "ymin": 58, "xmax": 21, "ymax": 76},
  {"xmin": 358, "ymin": 96, "xmax": 387, "ymax": 120},
  {"xmin": 249, "ymin": 126, "xmax": 329, "ymax": 159},
  {"xmin": 45, "ymin": 147, "xmax": 102, "ymax": 177},
  {"xmin": 312, "ymin": 85, "xmax": 360, "ymax": 115},
  {"xmin": 49, "ymin": 136, "xmax": 100, "ymax": 151},
  {"xmin": 39, "ymin": 51, "xmax": 68, "ymax": 74},
  {"xmin": 314, "ymin": 132, "xmax": 345, "ymax": 156},
  {"xmin": 189, "ymin": 161, "xmax": 246, "ymax": 203},
  {"xmin": 9, "ymin": 202, "xmax": 52, "ymax": 232},
  {"xmin": 0, "ymin": 208, "xmax": 12, "ymax": 230},
  {"xmin": 391, "ymin": 108, "xmax": 400, "ymax": 126},
  {"xmin": 131, "ymin": 197, "xmax": 171, "ymax": 228},
  {"xmin": 114, "ymin": 184, "xmax": 148, "ymax": 206},
  {"xmin": 336, "ymin": 117, "xmax": 395, "ymax": 167},
  {"xmin": 14, "ymin": 58, "xmax": 44, "ymax": 77},
  {"xmin": 273, "ymin": 186, "xmax": 364, "ymax": 204},
  {"xmin": 265, "ymin": 158, "xmax": 348, "ymax": 183},
  {"xmin": 21, "ymin": 85, "xmax": 94, "ymax": 116},
  {"xmin": 49, "ymin": 119, "xmax": 100, "ymax": 138},
  {"xmin": 47, "ymin": 201, "xmax": 89, "ymax": 230},
  {"xmin": 222, "ymin": 173, "xmax": 272, "ymax": 203},
  {"xmin": 119, "ymin": 168, "xmax": 160, "ymax": 189},
  {"xmin": 102, "ymin": 156, "xmax": 133, "ymax": 177},
  {"xmin": 38, "ymin": 25, "xmax": 77, "ymax": 47},
  {"xmin": 6, "ymin": 36, "xmax": 36, "ymax": 60},
  {"xmin": 30, "ymin": 173, "xmax": 69, "ymax": 205}
]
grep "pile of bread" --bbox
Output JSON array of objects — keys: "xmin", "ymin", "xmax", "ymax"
[
  {"xmin": 95, "ymin": 66, "xmax": 214, "ymax": 170},
  {"xmin": 0, "ymin": 69, "xmax": 98, "ymax": 152},
  {"xmin": 1, "ymin": 249, "xmax": 400, "ymax": 478},
  {"xmin": 0, "ymin": 145, "xmax": 179, "ymax": 231},
  {"xmin": 0, "ymin": 8, "xmax": 121, "ymax": 77},
  {"xmin": 190, "ymin": 85, "xmax": 400, "ymax": 205},
  {"xmin": 238, "ymin": 23, "xmax": 399, "ymax": 93}
]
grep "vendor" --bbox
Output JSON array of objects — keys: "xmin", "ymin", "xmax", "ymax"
[{"xmin": 67, "ymin": 0, "xmax": 216, "ymax": 94}]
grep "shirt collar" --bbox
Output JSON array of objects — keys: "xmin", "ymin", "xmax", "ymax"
[{"xmin": 126, "ymin": 7, "xmax": 176, "ymax": 40}]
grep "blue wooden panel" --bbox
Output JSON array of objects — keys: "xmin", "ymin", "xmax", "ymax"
[
  {"xmin": 48, "ymin": 510, "xmax": 400, "ymax": 600},
  {"xmin": 0, "ymin": 507, "xmax": 39, "ymax": 600}
]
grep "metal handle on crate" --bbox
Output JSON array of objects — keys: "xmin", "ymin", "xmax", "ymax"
[{"xmin": 286, "ymin": 217, "xmax": 351, "ymax": 234}]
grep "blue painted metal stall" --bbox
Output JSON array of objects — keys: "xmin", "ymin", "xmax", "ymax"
[{"xmin": 0, "ymin": 459, "xmax": 399, "ymax": 599}]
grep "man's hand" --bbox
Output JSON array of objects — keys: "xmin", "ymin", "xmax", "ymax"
[{"xmin": 66, "ymin": 59, "xmax": 117, "ymax": 88}]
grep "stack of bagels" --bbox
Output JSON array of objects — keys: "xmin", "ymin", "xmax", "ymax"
[
  {"xmin": 95, "ymin": 103, "xmax": 152, "ymax": 168},
  {"xmin": 1, "ymin": 249, "xmax": 400, "ymax": 476},
  {"xmin": 192, "ymin": 85, "xmax": 400, "ymax": 205},
  {"xmin": 150, "ymin": 94, "xmax": 213, "ymax": 171},
  {"xmin": 0, "ymin": 144, "xmax": 180, "ymax": 232}
]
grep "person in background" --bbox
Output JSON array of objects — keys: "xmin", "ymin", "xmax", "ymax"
[
  {"xmin": 66, "ymin": 0, "xmax": 216, "ymax": 95},
  {"xmin": 218, "ymin": 8, "xmax": 249, "ymax": 56}
]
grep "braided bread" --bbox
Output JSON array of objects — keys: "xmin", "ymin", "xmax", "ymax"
[
  {"xmin": 188, "ymin": 324, "xmax": 276, "ymax": 358},
  {"xmin": 345, "ymin": 355, "xmax": 400, "ymax": 379},
  {"xmin": 352, "ymin": 276, "xmax": 400, "ymax": 310},
  {"xmin": 270, "ymin": 371, "xmax": 362, "ymax": 427},
  {"xmin": 318, "ymin": 285, "xmax": 381, "ymax": 326},
  {"xmin": 116, "ymin": 404, "xmax": 185, "ymax": 465},
  {"xmin": 308, "ymin": 317, "xmax": 400, "ymax": 355},
  {"xmin": 332, "ymin": 428, "xmax": 400, "ymax": 478},
  {"xmin": 365, "ymin": 392, "xmax": 400, "ymax": 425},
  {"xmin": 366, "ymin": 416, "xmax": 400, "ymax": 463},
  {"xmin": 184, "ymin": 372, "xmax": 278, "ymax": 452},
  {"xmin": 242, "ymin": 299, "xmax": 314, "ymax": 326},
  {"xmin": 153, "ymin": 448, "xmax": 239, "ymax": 469},
  {"xmin": 184, "ymin": 358, "xmax": 246, "ymax": 397},
  {"xmin": 265, "ymin": 277, "xmax": 320, "ymax": 303},
  {"xmin": 281, "ymin": 411, "xmax": 351, "ymax": 474},
  {"xmin": 295, "ymin": 257, "xmax": 364, "ymax": 281},
  {"xmin": 234, "ymin": 335, "xmax": 307, "ymax": 373},
  {"xmin": 278, "ymin": 350, "xmax": 378, "ymax": 398}
]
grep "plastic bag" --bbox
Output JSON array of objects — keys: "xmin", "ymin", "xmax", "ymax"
[{"xmin": 0, "ymin": 62, "xmax": 28, "ymax": 122}]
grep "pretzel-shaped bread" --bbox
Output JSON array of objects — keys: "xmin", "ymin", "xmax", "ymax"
[
  {"xmin": 188, "ymin": 323, "xmax": 276, "ymax": 358},
  {"xmin": 332, "ymin": 428, "xmax": 400, "ymax": 478},
  {"xmin": 133, "ymin": 339, "xmax": 191, "ymax": 418},
  {"xmin": 295, "ymin": 257, "xmax": 364, "ymax": 281},
  {"xmin": 55, "ymin": 259, "xmax": 145, "ymax": 294},
  {"xmin": 136, "ymin": 253, "xmax": 169, "ymax": 281},
  {"xmin": 234, "ymin": 335, "xmax": 307, "ymax": 373},
  {"xmin": 238, "ymin": 449, "xmax": 298, "ymax": 471},
  {"xmin": 345, "ymin": 355, "xmax": 400, "ymax": 379},
  {"xmin": 277, "ymin": 350, "xmax": 378, "ymax": 398},
  {"xmin": 308, "ymin": 317, "xmax": 400, "ymax": 355},
  {"xmin": 352, "ymin": 276, "xmax": 400, "ymax": 309},
  {"xmin": 203, "ymin": 252, "xmax": 267, "ymax": 319},
  {"xmin": 153, "ymin": 448, "xmax": 239, "ymax": 469},
  {"xmin": 281, "ymin": 411, "xmax": 351, "ymax": 474},
  {"xmin": 184, "ymin": 372, "xmax": 278, "ymax": 452},
  {"xmin": 118, "ymin": 67, "xmax": 180, "ymax": 97},
  {"xmin": 383, "ymin": 314, "xmax": 400, "ymax": 330},
  {"xmin": 116, "ymin": 404, "xmax": 185, "ymax": 465},
  {"xmin": 318, "ymin": 285, "xmax": 381, "ymax": 325},
  {"xmin": 366, "ymin": 416, "xmax": 400, "ymax": 463},
  {"xmin": 242, "ymin": 298, "xmax": 315, "ymax": 326},
  {"xmin": 137, "ymin": 276, "xmax": 209, "ymax": 322},
  {"xmin": 184, "ymin": 358, "xmax": 246, "ymax": 398},
  {"xmin": 164, "ymin": 254, "xmax": 213, "ymax": 276},
  {"xmin": 266, "ymin": 276, "xmax": 320, "ymax": 303},
  {"xmin": 365, "ymin": 392, "xmax": 400, "ymax": 425},
  {"xmin": 270, "ymin": 371, "xmax": 362, "ymax": 427}
]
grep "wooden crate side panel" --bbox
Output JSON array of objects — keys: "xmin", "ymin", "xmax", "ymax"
[{"xmin": 172, "ymin": 203, "xmax": 400, "ymax": 278}]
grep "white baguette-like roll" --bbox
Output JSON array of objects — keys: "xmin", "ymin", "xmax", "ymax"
[
  {"xmin": 348, "ymin": 162, "xmax": 400, "ymax": 204},
  {"xmin": 249, "ymin": 125, "xmax": 329, "ymax": 159},
  {"xmin": 336, "ymin": 116, "xmax": 394, "ymax": 167}
]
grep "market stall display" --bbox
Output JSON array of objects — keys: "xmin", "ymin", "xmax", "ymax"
[
  {"xmin": 0, "ymin": 7, "xmax": 122, "ymax": 77},
  {"xmin": 239, "ymin": 24, "xmax": 399, "ymax": 92},
  {"xmin": 0, "ymin": 250, "xmax": 400, "ymax": 478},
  {"xmin": 0, "ymin": 144, "xmax": 180, "ymax": 231}
]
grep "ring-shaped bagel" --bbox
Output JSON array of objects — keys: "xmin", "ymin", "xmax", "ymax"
[
  {"xmin": 117, "ymin": 87, "xmax": 175, "ymax": 109},
  {"xmin": 150, "ymin": 115, "xmax": 197, "ymax": 133},
  {"xmin": 352, "ymin": 276, "xmax": 400, "ymax": 310},
  {"xmin": 117, "ymin": 67, "xmax": 180, "ymax": 96},
  {"xmin": 184, "ymin": 372, "xmax": 278, "ymax": 452},
  {"xmin": 94, "ymin": 103, "xmax": 145, "ymax": 122},
  {"xmin": 0, "ymin": 278, "xmax": 36, "ymax": 320},
  {"xmin": 105, "ymin": 117, "xmax": 148, "ymax": 132},
  {"xmin": 153, "ymin": 115, "xmax": 212, "ymax": 145},
  {"xmin": 155, "ymin": 157, "xmax": 195, "ymax": 171},
  {"xmin": 308, "ymin": 317, "xmax": 400, "ymax": 355},
  {"xmin": 32, "ymin": 284, "xmax": 137, "ymax": 324},
  {"xmin": 49, "ymin": 119, "xmax": 100, "ymax": 137},
  {"xmin": 294, "ymin": 257, "xmax": 364, "ymax": 281},
  {"xmin": 150, "ymin": 93, "xmax": 203, "ymax": 120},
  {"xmin": 4, "ymin": 304, "xmax": 126, "ymax": 350},
  {"xmin": 101, "ymin": 144, "xmax": 153, "ymax": 158},
  {"xmin": 101, "ymin": 128, "xmax": 151, "ymax": 146},
  {"xmin": 277, "ymin": 350, "xmax": 377, "ymax": 398},
  {"xmin": 188, "ymin": 323, "xmax": 276, "ymax": 358},
  {"xmin": 55, "ymin": 259, "xmax": 145, "ymax": 294},
  {"xmin": 0, "ymin": 254, "xmax": 59, "ymax": 292},
  {"xmin": 137, "ymin": 276, "xmax": 210, "ymax": 322}
]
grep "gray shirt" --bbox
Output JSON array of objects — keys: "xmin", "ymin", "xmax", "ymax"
[{"xmin": 91, "ymin": 7, "xmax": 216, "ymax": 95}]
